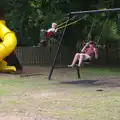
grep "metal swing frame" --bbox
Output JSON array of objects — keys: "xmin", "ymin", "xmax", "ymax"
[{"xmin": 48, "ymin": 8, "xmax": 120, "ymax": 80}]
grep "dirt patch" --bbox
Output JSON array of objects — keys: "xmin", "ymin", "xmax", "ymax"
[
  {"xmin": 22, "ymin": 66, "xmax": 49, "ymax": 75},
  {"xmin": 94, "ymin": 76, "xmax": 120, "ymax": 87},
  {"xmin": 31, "ymin": 92, "xmax": 58, "ymax": 99},
  {"xmin": 0, "ymin": 116, "xmax": 21, "ymax": 120}
]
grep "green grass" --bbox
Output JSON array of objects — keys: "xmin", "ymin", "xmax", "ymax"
[{"xmin": 0, "ymin": 67, "xmax": 120, "ymax": 119}]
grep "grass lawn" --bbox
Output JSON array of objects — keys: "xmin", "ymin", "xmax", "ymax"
[{"xmin": 0, "ymin": 66, "xmax": 120, "ymax": 120}]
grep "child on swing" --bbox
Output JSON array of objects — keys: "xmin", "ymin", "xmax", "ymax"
[
  {"xmin": 68, "ymin": 41, "xmax": 98, "ymax": 68},
  {"xmin": 46, "ymin": 22, "xmax": 58, "ymax": 38},
  {"xmin": 40, "ymin": 22, "xmax": 58, "ymax": 46}
]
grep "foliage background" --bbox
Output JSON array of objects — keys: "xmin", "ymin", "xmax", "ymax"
[{"xmin": 0, "ymin": 0, "xmax": 120, "ymax": 47}]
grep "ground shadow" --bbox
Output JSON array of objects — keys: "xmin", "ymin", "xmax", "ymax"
[
  {"xmin": 60, "ymin": 79, "xmax": 120, "ymax": 87},
  {"xmin": 61, "ymin": 80, "xmax": 99, "ymax": 86}
]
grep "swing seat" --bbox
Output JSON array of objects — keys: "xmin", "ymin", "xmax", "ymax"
[
  {"xmin": 74, "ymin": 59, "xmax": 91, "ymax": 68},
  {"xmin": 83, "ymin": 59, "xmax": 91, "ymax": 64}
]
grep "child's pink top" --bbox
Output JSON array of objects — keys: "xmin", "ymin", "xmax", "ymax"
[{"xmin": 85, "ymin": 45, "xmax": 98, "ymax": 57}]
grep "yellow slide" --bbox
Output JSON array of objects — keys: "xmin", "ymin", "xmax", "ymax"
[{"xmin": 0, "ymin": 20, "xmax": 17, "ymax": 72}]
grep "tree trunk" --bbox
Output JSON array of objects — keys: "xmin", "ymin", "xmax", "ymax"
[{"xmin": 19, "ymin": 13, "xmax": 25, "ymax": 45}]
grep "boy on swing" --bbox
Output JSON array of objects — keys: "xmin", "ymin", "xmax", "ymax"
[{"xmin": 68, "ymin": 41, "xmax": 98, "ymax": 68}]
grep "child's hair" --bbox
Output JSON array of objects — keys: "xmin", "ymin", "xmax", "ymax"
[
  {"xmin": 52, "ymin": 22, "xmax": 57, "ymax": 27},
  {"xmin": 89, "ymin": 41, "xmax": 96, "ymax": 45}
]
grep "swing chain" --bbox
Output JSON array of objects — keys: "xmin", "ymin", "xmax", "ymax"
[
  {"xmin": 85, "ymin": 18, "xmax": 96, "ymax": 42},
  {"xmin": 57, "ymin": 15, "xmax": 88, "ymax": 30},
  {"xmin": 96, "ymin": 12, "xmax": 109, "ymax": 44}
]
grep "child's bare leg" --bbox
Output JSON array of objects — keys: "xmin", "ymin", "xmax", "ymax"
[
  {"xmin": 68, "ymin": 53, "xmax": 80, "ymax": 67},
  {"xmin": 78, "ymin": 53, "xmax": 85, "ymax": 67}
]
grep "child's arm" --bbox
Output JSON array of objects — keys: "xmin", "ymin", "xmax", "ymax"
[
  {"xmin": 81, "ymin": 42, "xmax": 90, "ymax": 52},
  {"xmin": 55, "ymin": 28, "xmax": 58, "ymax": 33},
  {"xmin": 94, "ymin": 48, "xmax": 98, "ymax": 59}
]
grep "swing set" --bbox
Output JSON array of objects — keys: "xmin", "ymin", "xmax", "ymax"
[{"xmin": 48, "ymin": 8, "xmax": 120, "ymax": 80}]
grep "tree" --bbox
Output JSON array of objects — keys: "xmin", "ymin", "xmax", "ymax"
[{"xmin": 2, "ymin": 0, "xmax": 120, "ymax": 47}]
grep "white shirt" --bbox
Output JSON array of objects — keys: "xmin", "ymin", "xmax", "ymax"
[{"xmin": 47, "ymin": 28, "xmax": 57, "ymax": 33}]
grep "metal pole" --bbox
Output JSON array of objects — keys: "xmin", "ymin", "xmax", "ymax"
[
  {"xmin": 48, "ymin": 14, "xmax": 71, "ymax": 80},
  {"xmin": 76, "ymin": 66, "xmax": 80, "ymax": 79},
  {"xmin": 71, "ymin": 8, "xmax": 120, "ymax": 15}
]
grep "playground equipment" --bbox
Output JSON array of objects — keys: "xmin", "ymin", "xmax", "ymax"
[
  {"xmin": 0, "ymin": 20, "xmax": 17, "ymax": 72},
  {"xmin": 0, "ymin": 8, "xmax": 22, "ymax": 73},
  {"xmin": 0, "ymin": 17, "xmax": 22, "ymax": 73},
  {"xmin": 48, "ymin": 8, "xmax": 120, "ymax": 80}
]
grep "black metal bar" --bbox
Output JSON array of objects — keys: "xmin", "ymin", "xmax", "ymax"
[
  {"xmin": 76, "ymin": 66, "xmax": 80, "ymax": 79},
  {"xmin": 48, "ymin": 14, "xmax": 71, "ymax": 80},
  {"xmin": 71, "ymin": 8, "xmax": 120, "ymax": 15}
]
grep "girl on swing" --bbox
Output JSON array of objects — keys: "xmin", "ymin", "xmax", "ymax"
[{"xmin": 68, "ymin": 41, "xmax": 98, "ymax": 68}]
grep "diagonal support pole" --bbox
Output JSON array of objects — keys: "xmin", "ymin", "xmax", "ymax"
[{"xmin": 48, "ymin": 14, "xmax": 71, "ymax": 80}]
